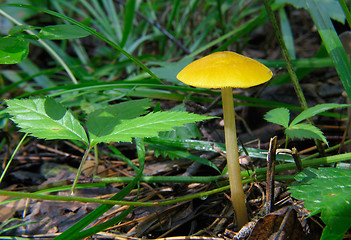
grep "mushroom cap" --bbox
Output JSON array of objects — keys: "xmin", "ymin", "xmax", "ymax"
[{"xmin": 176, "ymin": 51, "xmax": 273, "ymax": 89}]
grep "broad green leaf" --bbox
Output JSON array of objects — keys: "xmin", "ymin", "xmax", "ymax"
[
  {"xmin": 87, "ymin": 99, "xmax": 153, "ymax": 145},
  {"xmin": 290, "ymin": 103, "xmax": 351, "ymax": 126},
  {"xmin": 6, "ymin": 98, "xmax": 88, "ymax": 144},
  {"xmin": 38, "ymin": 24, "xmax": 91, "ymax": 40},
  {"xmin": 0, "ymin": 37, "xmax": 29, "ymax": 64},
  {"xmin": 92, "ymin": 111, "xmax": 214, "ymax": 144},
  {"xmin": 264, "ymin": 107, "xmax": 290, "ymax": 128},
  {"xmin": 289, "ymin": 168, "xmax": 351, "ymax": 240},
  {"xmin": 285, "ymin": 123, "xmax": 327, "ymax": 145}
]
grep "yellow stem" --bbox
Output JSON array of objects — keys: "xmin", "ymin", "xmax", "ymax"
[{"xmin": 221, "ymin": 87, "xmax": 248, "ymax": 228}]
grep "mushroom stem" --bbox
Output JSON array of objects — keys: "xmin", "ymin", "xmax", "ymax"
[{"xmin": 221, "ymin": 87, "xmax": 248, "ymax": 228}]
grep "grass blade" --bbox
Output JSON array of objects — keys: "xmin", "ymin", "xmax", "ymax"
[
  {"xmin": 0, "ymin": 3, "xmax": 161, "ymax": 82},
  {"xmin": 120, "ymin": 0, "xmax": 136, "ymax": 47},
  {"xmin": 55, "ymin": 138, "xmax": 146, "ymax": 240},
  {"xmin": 306, "ymin": 0, "xmax": 351, "ymax": 101}
]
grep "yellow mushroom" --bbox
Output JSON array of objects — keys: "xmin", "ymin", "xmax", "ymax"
[{"xmin": 177, "ymin": 51, "xmax": 273, "ymax": 228}]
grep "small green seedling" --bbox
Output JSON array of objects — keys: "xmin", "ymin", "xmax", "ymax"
[
  {"xmin": 5, "ymin": 97, "xmax": 214, "ymax": 194},
  {"xmin": 264, "ymin": 103, "xmax": 351, "ymax": 146}
]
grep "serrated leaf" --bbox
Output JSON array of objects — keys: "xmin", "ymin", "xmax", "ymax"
[
  {"xmin": 285, "ymin": 123, "xmax": 328, "ymax": 145},
  {"xmin": 158, "ymin": 104, "xmax": 202, "ymax": 140},
  {"xmin": 0, "ymin": 36, "xmax": 29, "ymax": 64},
  {"xmin": 264, "ymin": 107, "xmax": 290, "ymax": 128},
  {"xmin": 289, "ymin": 168, "xmax": 351, "ymax": 240},
  {"xmin": 38, "ymin": 24, "xmax": 91, "ymax": 40},
  {"xmin": 154, "ymin": 104, "xmax": 202, "ymax": 160},
  {"xmin": 92, "ymin": 111, "xmax": 214, "ymax": 144},
  {"xmin": 87, "ymin": 99, "xmax": 153, "ymax": 145},
  {"xmin": 6, "ymin": 98, "xmax": 88, "ymax": 144},
  {"xmin": 290, "ymin": 103, "xmax": 351, "ymax": 126}
]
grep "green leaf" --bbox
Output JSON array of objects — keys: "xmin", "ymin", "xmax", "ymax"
[
  {"xmin": 279, "ymin": 8, "xmax": 296, "ymax": 59},
  {"xmin": 0, "ymin": 3, "xmax": 161, "ymax": 81},
  {"xmin": 151, "ymin": 104, "xmax": 203, "ymax": 161},
  {"xmin": 92, "ymin": 111, "xmax": 214, "ymax": 144},
  {"xmin": 276, "ymin": 0, "xmax": 345, "ymax": 23},
  {"xmin": 264, "ymin": 107, "xmax": 290, "ymax": 128},
  {"xmin": 6, "ymin": 98, "xmax": 89, "ymax": 144},
  {"xmin": 150, "ymin": 58, "xmax": 193, "ymax": 84},
  {"xmin": 285, "ymin": 123, "xmax": 328, "ymax": 145},
  {"xmin": 120, "ymin": 0, "xmax": 136, "ymax": 47},
  {"xmin": 289, "ymin": 168, "xmax": 351, "ymax": 240},
  {"xmin": 38, "ymin": 24, "xmax": 91, "ymax": 40},
  {"xmin": 87, "ymin": 99, "xmax": 153, "ymax": 145},
  {"xmin": 158, "ymin": 104, "xmax": 202, "ymax": 140},
  {"xmin": 305, "ymin": 0, "xmax": 351, "ymax": 101},
  {"xmin": 0, "ymin": 36, "xmax": 29, "ymax": 64},
  {"xmin": 148, "ymin": 141, "xmax": 220, "ymax": 172},
  {"xmin": 290, "ymin": 103, "xmax": 351, "ymax": 126},
  {"xmin": 8, "ymin": 25, "xmax": 40, "ymax": 35}
]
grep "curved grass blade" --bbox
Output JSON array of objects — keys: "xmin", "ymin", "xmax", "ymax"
[
  {"xmin": 306, "ymin": 0, "xmax": 351, "ymax": 101},
  {"xmin": 55, "ymin": 138, "xmax": 146, "ymax": 240},
  {"xmin": 120, "ymin": 0, "xmax": 135, "ymax": 47},
  {"xmin": 0, "ymin": 3, "xmax": 161, "ymax": 82}
]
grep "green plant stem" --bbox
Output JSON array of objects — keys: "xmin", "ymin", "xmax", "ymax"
[
  {"xmin": 0, "ymin": 152, "xmax": 349, "ymax": 207},
  {"xmin": 242, "ymin": 152, "xmax": 351, "ymax": 178},
  {"xmin": 24, "ymin": 138, "xmax": 351, "ymax": 193},
  {"xmin": 70, "ymin": 145, "xmax": 93, "ymax": 195},
  {"xmin": 303, "ymin": 138, "xmax": 351, "ymax": 161},
  {"xmin": 221, "ymin": 87, "xmax": 248, "ymax": 228},
  {"xmin": 263, "ymin": 1, "xmax": 307, "ymax": 109},
  {"xmin": 55, "ymin": 138, "xmax": 146, "ymax": 240},
  {"xmin": 0, "ymin": 8, "xmax": 78, "ymax": 85},
  {"xmin": 93, "ymin": 145, "xmax": 99, "ymax": 175},
  {"xmin": 0, "ymin": 133, "xmax": 28, "ymax": 184},
  {"xmin": 263, "ymin": 0, "xmax": 325, "ymax": 156},
  {"xmin": 339, "ymin": 0, "xmax": 351, "ymax": 29}
]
